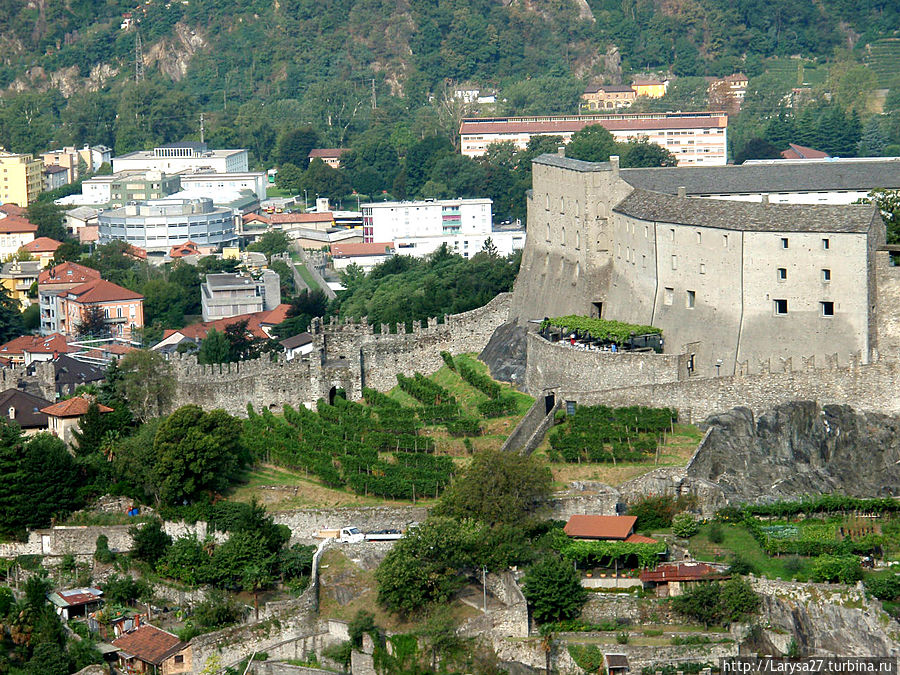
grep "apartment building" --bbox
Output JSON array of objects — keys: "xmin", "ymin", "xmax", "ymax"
[
  {"xmin": 459, "ymin": 112, "xmax": 728, "ymax": 166},
  {"xmin": 0, "ymin": 151, "xmax": 43, "ymax": 206}
]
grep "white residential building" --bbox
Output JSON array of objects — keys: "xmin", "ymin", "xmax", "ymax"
[
  {"xmin": 201, "ymin": 271, "xmax": 280, "ymax": 322},
  {"xmin": 360, "ymin": 198, "xmax": 525, "ymax": 258},
  {"xmin": 459, "ymin": 112, "xmax": 728, "ymax": 166},
  {"xmin": 112, "ymin": 142, "xmax": 249, "ymax": 174},
  {"xmin": 177, "ymin": 171, "xmax": 267, "ymax": 201}
]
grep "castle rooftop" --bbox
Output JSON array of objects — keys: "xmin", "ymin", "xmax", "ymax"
[{"xmin": 613, "ymin": 188, "xmax": 877, "ymax": 233}]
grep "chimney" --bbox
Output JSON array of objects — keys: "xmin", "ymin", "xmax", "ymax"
[
  {"xmin": 557, "ymin": 146, "xmax": 565, "ymax": 157},
  {"xmin": 609, "ymin": 155, "xmax": 619, "ymax": 179},
  {"xmin": 761, "ymin": 194, "xmax": 769, "ymax": 205},
  {"xmin": 677, "ymin": 186, "xmax": 686, "ymax": 198}
]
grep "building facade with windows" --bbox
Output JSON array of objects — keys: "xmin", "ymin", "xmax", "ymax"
[
  {"xmin": 459, "ymin": 112, "xmax": 727, "ymax": 166},
  {"xmin": 360, "ymin": 198, "xmax": 525, "ymax": 258},
  {"xmin": 112, "ymin": 142, "xmax": 248, "ymax": 174},
  {"xmin": 0, "ymin": 151, "xmax": 43, "ymax": 206},
  {"xmin": 510, "ymin": 152, "xmax": 884, "ymax": 378},
  {"xmin": 48, "ymin": 278, "xmax": 144, "ymax": 339},
  {"xmin": 97, "ymin": 198, "xmax": 236, "ymax": 253}
]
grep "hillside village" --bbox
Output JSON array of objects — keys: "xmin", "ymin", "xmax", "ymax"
[{"xmin": 2, "ymin": 1, "xmax": 900, "ymax": 674}]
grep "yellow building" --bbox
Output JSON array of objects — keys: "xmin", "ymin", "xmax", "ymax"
[
  {"xmin": 0, "ymin": 260, "xmax": 40, "ymax": 309},
  {"xmin": 0, "ymin": 151, "xmax": 43, "ymax": 206},
  {"xmin": 631, "ymin": 79, "xmax": 668, "ymax": 99}
]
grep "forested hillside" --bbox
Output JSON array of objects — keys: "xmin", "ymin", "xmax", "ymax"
[{"xmin": 0, "ymin": 0, "xmax": 898, "ymax": 172}]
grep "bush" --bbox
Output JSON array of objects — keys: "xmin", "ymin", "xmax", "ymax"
[
  {"xmin": 865, "ymin": 574, "xmax": 900, "ymax": 601},
  {"xmin": 810, "ymin": 554, "xmax": 863, "ymax": 584},
  {"xmin": 324, "ymin": 641, "xmax": 353, "ymax": 668},
  {"xmin": 440, "ymin": 351, "xmax": 456, "ymax": 370},
  {"xmin": 193, "ymin": 591, "xmax": 246, "ymax": 629},
  {"xmin": 629, "ymin": 495, "xmax": 695, "ymax": 531},
  {"xmin": 521, "ymin": 556, "xmax": 588, "ymax": 624},
  {"xmin": 616, "ymin": 631, "xmax": 630, "ymax": 644},
  {"xmin": 672, "ymin": 512, "xmax": 699, "ymax": 538},
  {"xmin": 727, "ymin": 553, "xmax": 756, "ymax": 576},
  {"xmin": 707, "ymin": 522, "xmax": 724, "ymax": 544},
  {"xmin": 130, "ymin": 519, "xmax": 172, "ymax": 564},
  {"xmin": 94, "ymin": 535, "xmax": 115, "ymax": 564}
]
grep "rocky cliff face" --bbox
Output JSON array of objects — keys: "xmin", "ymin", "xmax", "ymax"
[
  {"xmin": 686, "ymin": 402, "xmax": 900, "ymax": 504},
  {"xmin": 749, "ymin": 578, "xmax": 900, "ymax": 657}
]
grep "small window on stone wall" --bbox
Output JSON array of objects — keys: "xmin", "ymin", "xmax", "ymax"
[
  {"xmin": 561, "ymin": 227, "xmax": 566, "ymax": 246},
  {"xmin": 664, "ymin": 287, "xmax": 674, "ymax": 305},
  {"xmin": 576, "ymin": 231, "xmax": 581, "ymax": 249}
]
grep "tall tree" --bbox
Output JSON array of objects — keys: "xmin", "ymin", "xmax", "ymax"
[
  {"xmin": 198, "ymin": 328, "xmax": 231, "ymax": 364},
  {"xmin": 154, "ymin": 405, "xmax": 245, "ymax": 504},
  {"xmin": 0, "ymin": 284, "xmax": 25, "ymax": 340},
  {"xmin": 565, "ymin": 125, "xmax": 618, "ymax": 162},
  {"xmin": 520, "ymin": 556, "xmax": 588, "ymax": 624},
  {"xmin": 276, "ymin": 126, "xmax": 320, "ymax": 169},
  {"xmin": 116, "ymin": 350, "xmax": 174, "ymax": 421}
]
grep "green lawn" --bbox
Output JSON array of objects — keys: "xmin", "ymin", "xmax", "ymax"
[
  {"xmin": 295, "ymin": 263, "xmax": 320, "ymax": 292},
  {"xmin": 689, "ymin": 522, "xmax": 812, "ymax": 581},
  {"xmin": 266, "ymin": 186, "xmax": 295, "ymax": 198}
]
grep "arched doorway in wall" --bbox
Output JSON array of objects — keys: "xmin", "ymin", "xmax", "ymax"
[
  {"xmin": 328, "ymin": 386, "xmax": 337, "ymax": 405},
  {"xmin": 545, "ymin": 392, "xmax": 556, "ymax": 415}
]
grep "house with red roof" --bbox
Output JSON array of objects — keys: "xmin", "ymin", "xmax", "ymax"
[
  {"xmin": 639, "ymin": 561, "xmax": 729, "ymax": 597},
  {"xmin": 330, "ymin": 241, "xmax": 394, "ymax": 272},
  {"xmin": 111, "ymin": 622, "xmax": 192, "ymax": 674},
  {"xmin": 269, "ymin": 211, "xmax": 336, "ymax": 238},
  {"xmin": 41, "ymin": 395, "xmax": 113, "ymax": 446},
  {"xmin": 308, "ymin": 148, "xmax": 348, "ymax": 168},
  {"xmin": 0, "ymin": 333, "xmax": 73, "ymax": 366},
  {"xmin": 52, "ymin": 278, "xmax": 144, "ymax": 339},
  {"xmin": 21, "ymin": 236, "xmax": 62, "ymax": 267},
  {"xmin": 0, "ymin": 214, "xmax": 37, "ymax": 260},
  {"xmin": 168, "ymin": 240, "xmax": 203, "ymax": 258},
  {"xmin": 563, "ymin": 515, "xmax": 658, "ymax": 544},
  {"xmin": 151, "ymin": 303, "xmax": 291, "ymax": 354},
  {"xmin": 781, "ymin": 143, "xmax": 830, "ymax": 160}
]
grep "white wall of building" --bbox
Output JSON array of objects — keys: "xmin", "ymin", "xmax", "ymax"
[
  {"xmin": 113, "ymin": 150, "xmax": 249, "ymax": 174},
  {"xmin": 178, "ymin": 172, "xmax": 267, "ymax": 200}
]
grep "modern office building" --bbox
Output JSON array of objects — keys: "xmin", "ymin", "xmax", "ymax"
[
  {"xmin": 112, "ymin": 142, "xmax": 249, "ymax": 174},
  {"xmin": 97, "ymin": 198, "xmax": 237, "ymax": 253},
  {"xmin": 360, "ymin": 198, "xmax": 525, "ymax": 258},
  {"xmin": 200, "ymin": 271, "xmax": 281, "ymax": 322}
]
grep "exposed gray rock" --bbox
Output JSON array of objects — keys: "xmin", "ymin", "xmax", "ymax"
[
  {"xmin": 480, "ymin": 321, "xmax": 528, "ymax": 386},
  {"xmin": 687, "ymin": 401, "xmax": 900, "ymax": 504}
]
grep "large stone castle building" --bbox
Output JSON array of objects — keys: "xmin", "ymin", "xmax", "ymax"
[{"xmin": 510, "ymin": 154, "xmax": 900, "ymax": 378}]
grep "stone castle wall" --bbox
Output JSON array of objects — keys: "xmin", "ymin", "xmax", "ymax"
[
  {"xmin": 166, "ymin": 293, "xmax": 511, "ymax": 416},
  {"xmin": 558, "ymin": 357, "xmax": 900, "ymax": 424},
  {"xmin": 525, "ymin": 331, "xmax": 689, "ymax": 396}
]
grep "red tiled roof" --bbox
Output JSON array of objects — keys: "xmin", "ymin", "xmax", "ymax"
[
  {"xmin": 639, "ymin": 562, "xmax": 727, "ymax": 583},
  {"xmin": 243, "ymin": 213, "xmax": 271, "ymax": 224},
  {"xmin": 258, "ymin": 303, "xmax": 291, "ymax": 326},
  {"xmin": 625, "ymin": 533, "xmax": 659, "ymax": 544},
  {"xmin": 459, "ymin": 115, "xmax": 727, "ymax": 136},
  {"xmin": 39, "ymin": 262, "xmax": 101, "ymax": 286},
  {"xmin": 0, "ymin": 216, "xmax": 38, "ymax": 234},
  {"xmin": 0, "ymin": 204, "xmax": 26, "ymax": 217},
  {"xmin": 125, "ymin": 244, "xmax": 147, "ymax": 260},
  {"xmin": 168, "ymin": 305, "xmax": 290, "ymax": 345},
  {"xmin": 308, "ymin": 148, "xmax": 348, "ymax": 158},
  {"xmin": 112, "ymin": 624, "xmax": 186, "ymax": 666},
  {"xmin": 269, "ymin": 212, "xmax": 334, "ymax": 225},
  {"xmin": 79, "ymin": 225, "xmax": 99, "ymax": 243},
  {"xmin": 67, "ymin": 278, "xmax": 143, "ymax": 304},
  {"xmin": 22, "ymin": 237, "xmax": 62, "ymax": 253},
  {"xmin": 781, "ymin": 143, "xmax": 830, "ymax": 160},
  {"xmin": 564, "ymin": 515, "xmax": 637, "ymax": 540},
  {"xmin": 0, "ymin": 333, "xmax": 72, "ymax": 357},
  {"xmin": 53, "ymin": 587, "xmax": 103, "ymax": 606},
  {"xmin": 41, "ymin": 396, "xmax": 113, "ymax": 418},
  {"xmin": 331, "ymin": 242, "xmax": 394, "ymax": 257},
  {"xmin": 169, "ymin": 241, "xmax": 201, "ymax": 258}
]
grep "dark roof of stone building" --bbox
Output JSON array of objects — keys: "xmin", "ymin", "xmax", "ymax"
[
  {"xmin": 620, "ymin": 160, "xmax": 900, "ymax": 194},
  {"xmin": 533, "ymin": 154, "xmax": 613, "ymax": 172},
  {"xmin": 613, "ymin": 189, "xmax": 877, "ymax": 233}
]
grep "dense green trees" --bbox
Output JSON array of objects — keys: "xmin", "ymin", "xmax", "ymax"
[
  {"xmin": 0, "ymin": 422, "xmax": 81, "ymax": 536},
  {"xmin": 154, "ymin": 405, "xmax": 246, "ymax": 505},
  {"xmin": 436, "ymin": 449, "xmax": 552, "ymax": 526},
  {"xmin": 521, "ymin": 556, "xmax": 588, "ymax": 624},
  {"xmin": 671, "ymin": 578, "xmax": 760, "ymax": 627},
  {"xmin": 333, "ymin": 245, "xmax": 520, "ymax": 329}
]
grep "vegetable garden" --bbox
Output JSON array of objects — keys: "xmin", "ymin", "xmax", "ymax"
[
  {"xmin": 548, "ymin": 404, "xmax": 677, "ymax": 464},
  {"xmin": 541, "ymin": 315, "xmax": 662, "ymax": 348}
]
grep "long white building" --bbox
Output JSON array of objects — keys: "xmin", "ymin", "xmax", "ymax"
[
  {"xmin": 112, "ymin": 142, "xmax": 248, "ymax": 174},
  {"xmin": 360, "ymin": 198, "xmax": 525, "ymax": 258},
  {"xmin": 459, "ymin": 112, "xmax": 728, "ymax": 166}
]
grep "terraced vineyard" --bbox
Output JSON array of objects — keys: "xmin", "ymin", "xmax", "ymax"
[{"xmin": 865, "ymin": 38, "xmax": 900, "ymax": 88}]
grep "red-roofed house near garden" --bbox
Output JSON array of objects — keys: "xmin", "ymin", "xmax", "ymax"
[
  {"xmin": 111, "ymin": 622, "xmax": 192, "ymax": 674},
  {"xmin": 49, "ymin": 278, "xmax": 144, "ymax": 339},
  {"xmin": 41, "ymin": 395, "xmax": 113, "ymax": 446}
]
